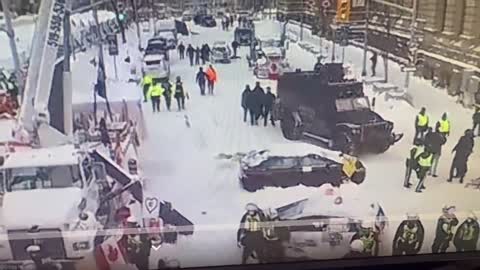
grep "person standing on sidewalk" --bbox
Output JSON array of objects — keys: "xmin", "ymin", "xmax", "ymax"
[
  {"xmin": 425, "ymin": 126, "xmax": 447, "ymax": 178},
  {"xmin": 206, "ymin": 65, "xmax": 218, "ymax": 95},
  {"xmin": 147, "ymin": 82, "xmax": 164, "ymax": 113},
  {"xmin": 196, "ymin": 67, "xmax": 207, "ymax": 96}
]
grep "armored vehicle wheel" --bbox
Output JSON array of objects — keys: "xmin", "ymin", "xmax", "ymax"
[
  {"xmin": 281, "ymin": 111, "xmax": 303, "ymax": 140},
  {"xmin": 333, "ymin": 132, "xmax": 357, "ymax": 155}
]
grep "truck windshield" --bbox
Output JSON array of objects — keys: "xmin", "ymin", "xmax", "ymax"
[
  {"xmin": 146, "ymin": 60, "xmax": 162, "ymax": 66},
  {"xmin": 336, "ymin": 97, "xmax": 370, "ymax": 112},
  {"xmin": 3, "ymin": 165, "xmax": 83, "ymax": 192}
]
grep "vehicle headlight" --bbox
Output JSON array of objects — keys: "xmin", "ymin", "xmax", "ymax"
[
  {"xmin": 351, "ymin": 128, "xmax": 361, "ymax": 135},
  {"xmin": 73, "ymin": 241, "xmax": 90, "ymax": 251}
]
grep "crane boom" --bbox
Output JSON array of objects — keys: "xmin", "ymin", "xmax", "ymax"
[{"xmin": 17, "ymin": 0, "xmax": 70, "ymax": 147}]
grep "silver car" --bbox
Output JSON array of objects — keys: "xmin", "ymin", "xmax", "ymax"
[{"xmin": 211, "ymin": 41, "xmax": 232, "ymax": 64}]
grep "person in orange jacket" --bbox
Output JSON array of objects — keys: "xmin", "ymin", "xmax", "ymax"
[{"xmin": 206, "ymin": 64, "xmax": 217, "ymax": 95}]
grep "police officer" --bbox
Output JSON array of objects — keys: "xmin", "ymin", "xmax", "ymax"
[
  {"xmin": 404, "ymin": 139, "xmax": 424, "ymax": 188},
  {"xmin": 147, "ymin": 81, "xmax": 164, "ymax": 113},
  {"xmin": 393, "ymin": 213, "xmax": 425, "ymax": 255},
  {"xmin": 425, "ymin": 127, "xmax": 447, "ymax": 178},
  {"xmin": 435, "ymin": 112, "xmax": 450, "ymax": 139},
  {"xmin": 141, "ymin": 74, "xmax": 153, "ymax": 102},
  {"xmin": 174, "ymin": 76, "xmax": 187, "ymax": 111},
  {"xmin": 414, "ymin": 107, "xmax": 429, "ymax": 142},
  {"xmin": 162, "ymin": 80, "xmax": 173, "ymax": 111},
  {"xmin": 415, "ymin": 149, "xmax": 433, "ymax": 193},
  {"xmin": 454, "ymin": 212, "xmax": 479, "ymax": 252},
  {"xmin": 432, "ymin": 206, "xmax": 459, "ymax": 253},
  {"xmin": 237, "ymin": 203, "xmax": 266, "ymax": 264}
]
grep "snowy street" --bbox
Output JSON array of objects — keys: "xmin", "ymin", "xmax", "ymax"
[{"xmin": 88, "ymin": 20, "xmax": 480, "ymax": 267}]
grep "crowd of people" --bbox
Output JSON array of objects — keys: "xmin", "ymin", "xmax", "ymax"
[
  {"xmin": 178, "ymin": 43, "xmax": 213, "ymax": 66},
  {"xmin": 241, "ymin": 82, "xmax": 276, "ymax": 126},
  {"xmin": 404, "ymin": 107, "xmax": 477, "ymax": 193}
]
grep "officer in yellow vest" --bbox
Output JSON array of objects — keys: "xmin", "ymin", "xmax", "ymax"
[
  {"xmin": 147, "ymin": 82, "xmax": 165, "ymax": 113},
  {"xmin": 414, "ymin": 107, "xmax": 429, "ymax": 142},
  {"xmin": 404, "ymin": 139, "xmax": 424, "ymax": 188},
  {"xmin": 237, "ymin": 203, "xmax": 266, "ymax": 264},
  {"xmin": 414, "ymin": 149, "xmax": 433, "ymax": 193},
  {"xmin": 141, "ymin": 75, "xmax": 153, "ymax": 102},
  {"xmin": 436, "ymin": 112, "xmax": 450, "ymax": 138}
]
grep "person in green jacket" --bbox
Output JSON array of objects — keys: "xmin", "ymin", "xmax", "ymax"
[{"xmin": 147, "ymin": 82, "xmax": 164, "ymax": 113}]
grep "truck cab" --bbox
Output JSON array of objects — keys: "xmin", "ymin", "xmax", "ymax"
[
  {"xmin": 273, "ymin": 64, "xmax": 402, "ymax": 155},
  {"xmin": 0, "ymin": 145, "xmax": 109, "ymax": 264}
]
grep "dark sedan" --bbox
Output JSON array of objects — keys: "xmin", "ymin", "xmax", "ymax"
[{"xmin": 239, "ymin": 152, "xmax": 365, "ymax": 192}]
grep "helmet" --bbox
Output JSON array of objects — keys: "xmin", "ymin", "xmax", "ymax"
[
  {"xmin": 406, "ymin": 213, "xmax": 419, "ymax": 220},
  {"xmin": 245, "ymin": 203, "xmax": 259, "ymax": 212},
  {"xmin": 350, "ymin": 239, "xmax": 364, "ymax": 252}
]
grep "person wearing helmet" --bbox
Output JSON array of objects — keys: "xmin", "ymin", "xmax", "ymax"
[
  {"xmin": 237, "ymin": 203, "xmax": 266, "ymax": 264},
  {"xmin": 392, "ymin": 213, "xmax": 425, "ymax": 255},
  {"xmin": 343, "ymin": 240, "xmax": 367, "ymax": 258},
  {"xmin": 262, "ymin": 208, "xmax": 286, "ymax": 263},
  {"xmin": 350, "ymin": 222, "xmax": 378, "ymax": 256},
  {"xmin": 432, "ymin": 206, "xmax": 459, "ymax": 253},
  {"xmin": 453, "ymin": 212, "xmax": 479, "ymax": 252}
]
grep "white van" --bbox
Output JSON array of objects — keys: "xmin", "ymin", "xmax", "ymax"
[{"xmin": 142, "ymin": 53, "xmax": 170, "ymax": 81}]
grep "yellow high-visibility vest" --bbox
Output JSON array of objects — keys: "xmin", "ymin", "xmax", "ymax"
[
  {"xmin": 417, "ymin": 114, "xmax": 429, "ymax": 127},
  {"xmin": 418, "ymin": 153, "xmax": 433, "ymax": 167},
  {"xmin": 142, "ymin": 75, "xmax": 153, "ymax": 86},
  {"xmin": 438, "ymin": 119, "xmax": 450, "ymax": 133},
  {"xmin": 342, "ymin": 155, "xmax": 357, "ymax": 178},
  {"xmin": 413, "ymin": 145, "xmax": 424, "ymax": 159},
  {"xmin": 246, "ymin": 215, "xmax": 261, "ymax": 232}
]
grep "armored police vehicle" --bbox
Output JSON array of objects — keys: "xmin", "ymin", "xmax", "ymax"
[{"xmin": 272, "ymin": 64, "xmax": 403, "ymax": 155}]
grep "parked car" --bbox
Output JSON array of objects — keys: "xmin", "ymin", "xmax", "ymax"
[
  {"xmin": 156, "ymin": 31, "xmax": 177, "ymax": 50},
  {"xmin": 200, "ymin": 15, "xmax": 217, "ymax": 27},
  {"xmin": 142, "ymin": 54, "xmax": 170, "ymax": 82},
  {"xmin": 238, "ymin": 149, "xmax": 366, "ymax": 192},
  {"xmin": 211, "ymin": 41, "xmax": 232, "ymax": 63}
]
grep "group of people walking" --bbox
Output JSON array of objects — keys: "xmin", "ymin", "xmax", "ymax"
[
  {"xmin": 141, "ymin": 74, "xmax": 189, "ymax": 113},
  {"xmin": 178, "ymin": 43, "xmax": 212, "ymax": 67},
  {"xmin": 221, "ymin": 15, "xmax": 235, "ymax": 31},
  {"xmin": 405, "ymin": 107, "xmax": 477, "ymax": 192},
  {"xmin": 241, "ymin": 82, "xmax": 276, "ymax": 126}
]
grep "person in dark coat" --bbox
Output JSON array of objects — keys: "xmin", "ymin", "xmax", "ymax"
[
  {"xmin": 195, "ymin": 46, "xmax": 201, "ymax": 65},
  {"xmin": 424, "ymin": 127, "xmax": 447, "ymax": 177},
  {"xmin": 370, "ymin": 51, "xmax": 378, "ymax": 77},
  {"xmin": 162, "ymin": 81, "xmax": 173, "ymax": 111},
  {"xmin": 454, "ymin": 213, "xmax": 480, "ymax": 252},
  {"xmin": 263, "ymin": 87, "xmax": 276, "ymax": 127},
  {"xmin": 177, "ymin": 42, "xmax": 185, "ymax": 59},
  {"xmin": 232, "ymin": 40, "xmax": 240, "ymax": 57},
  {"xmin": 196, "ymin": 67, "xmax": 207, "ymax": 96},
  {"xmin": 225, "ymin": 18, "xmax": 230, "ymax": 31},
  {"xmin": 241, "ymin": 85, "xmax": 252, "ymax": 123},
  {"xmin": 237, "ymin": 16, "xmax": 242, "ymax": 26},
  {"xmin": 448, "ymin": 129, "xmax": 475, "ymax": 184},
  {"xmin": 186, "ymin": 44, "xmax": 195, "ymax": 66},
  {"xmin": 221, "ymin": 18, "xmax": 226, "ymax": 30},
  {"xmin": 245, "ymin": 86, "xmax": 258, "ymax": 126},
  {"xmin": 202, "ymin": 43, "xmax": 211, "ymax": 63},
  {"xmin": 313, "ymin": 56, "xmax": 324, "ymax": 72},
  {"xmin": 237, "ymin": 203, "xmax": 266, "ymax": 264},
  {"xmin": 174, "ymin": 76, "xmax": 187, "ymax": 111},
  {"xmin": 230, "ymin": 15, "xmax": 234, "ymax": 26},
  {"xmin": 252, "ymin": 82, "xmax": 266, "ymax": 124},
  {"xmin": 473, "ymin": 107, "xmax": 480, "ymax": 136},
  {"xmin": 432, "ymin": 206, "xmax": 459, "ymax": 253}
]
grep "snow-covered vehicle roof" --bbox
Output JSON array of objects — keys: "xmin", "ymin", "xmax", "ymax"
[
  {"xmin": 213, "ymin": 41, "xmax": 228, "ymax": 47},
  {"xmin": 1, "ymin": 145, "xmax": 79, "ymax": 169},
  {"xmin": 262, "ymin": 47, "xmax": 283, "ymax": 57},
  {"xmin": 144, "ymin": 53, "xmax": 167, "ymax": 62},
  {"xmin": 155, "ymin": 20, "xmax": 175, "ymax": 31}
]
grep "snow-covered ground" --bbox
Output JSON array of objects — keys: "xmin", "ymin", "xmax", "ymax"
[{"xmin": 7, "ymin": 17, "xmax": 479, "ymax": 268}]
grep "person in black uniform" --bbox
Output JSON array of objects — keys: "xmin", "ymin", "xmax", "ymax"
[
  {"xmin": 195, "ymin": 67, "xmax": 207, "ymax": 96},
  {"xmin": 174, "ymin": 76, "xmax": 186, "ymax": 111},
  {"xmin": 448, "ymin": 129, "xmax": 475, "ymax": 184},
  {"xmin": 162, "ymin": 81, "xmax": 173, "ymax": 111},
  {"xmin": 454, "ymin": 213, "xmax": 480, "ymax": 252},
  {"xmin": 237, "ymin": 203, "xmax": 266, "ymax": 264},
  {"xmin": 432, "ymin": 206, "xmax": 459, "ymax": 253},
  {"xmin": 392, "ymin": 214, "xmax": 425, "ymax": 255},
  {"xmin": 263, "ymin": 87, "xmax": 276, "ymax": 127}
]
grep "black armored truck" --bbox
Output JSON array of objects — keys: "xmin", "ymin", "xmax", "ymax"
[{"xmin": 272, "ymin": 63, "xmax": 403, "ymax": 155}]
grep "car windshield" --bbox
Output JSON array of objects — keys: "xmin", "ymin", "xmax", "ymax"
[
  {"xmin": 146, "ymin": 60, "xmax": 162, "ymax": 66},
  {"xmin": 336, "ymin": 97, "xmax": 370, "ymax": 112},
  {"xmin": 258, "ymin": 157, "xmax": 299, "ymax": 170},
  {"xmin": 214, "ymin": 47, "xmax": 227, "ymax": 53},
  {"xmin": 3, "ymin": 165, "xmax": 82, "ymax": 192}
]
